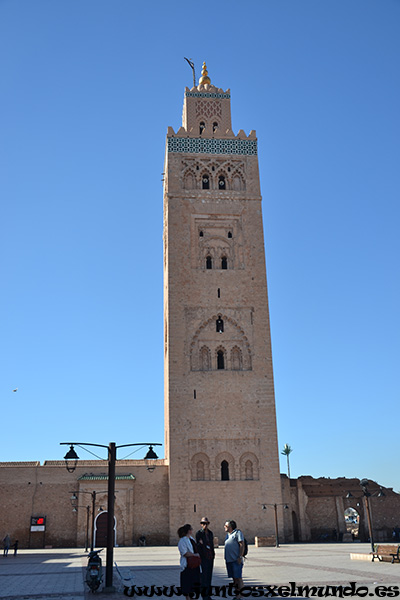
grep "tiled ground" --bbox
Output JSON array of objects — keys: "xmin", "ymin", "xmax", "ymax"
[{"xmin": 1, "ymin": 544, "xmax": 400, "ymax": 599}]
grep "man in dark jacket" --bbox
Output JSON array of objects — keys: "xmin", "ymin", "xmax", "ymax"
[{"xmin": 196, "ymin": 517, "xmax": 215, "ymax": 600}]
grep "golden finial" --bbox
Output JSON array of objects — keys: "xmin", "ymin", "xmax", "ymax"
[{"xmin": 199, "ymin": 62, "xmax": 211, "ymax": 86}]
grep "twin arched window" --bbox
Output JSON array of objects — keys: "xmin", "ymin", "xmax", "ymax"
[{"xmin": 205, "ymin": 256, "xmax": 228, "ymax": 270}]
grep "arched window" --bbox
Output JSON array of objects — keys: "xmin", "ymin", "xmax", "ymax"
[
  {"xmin": 245, "ymin": 460, "xmax": 254, "ymax": 480},
  {"xmin": 202, "ymin": 174, "xmax": 210, "ymax": 189},
  {"xmin": 197, "ymin": 460, "xmax": 205, "ymax": 480},
  {"xmin": 217, "ymin": 350, "xmax": 225, "ymax": 370},
  {"xmin": 221, "ymin": 460, "xmax": 229, "ymax": 481},
  {"xmin": 216, "ymin": 317, "xmax": 224, "ymax": 333},
  {"xmin": 228, "ymin": 231, "xmax": 232, "ymax": 238},
  {"xmin": 199, "ymin": 230, "xmax": 204, "ymax": 237},
  {"xmin": 221, "ymin": 256, "xmax": 228, "ymax": 270},
  {"xmin": 218, "ymin": 175, "xmax": 226, "ymax": 190},
  {"xmin": 199, "ymin": 121, "xmax": 205, "ymax": 135},
  {"xmin": 213, "ymin": 122, "xmax": 218, "ymax": 132},
  {"xmin": 206, "ymin": 255, "xmax": 212, "ymax": 269}
]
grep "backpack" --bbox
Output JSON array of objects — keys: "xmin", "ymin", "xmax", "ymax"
[
  {"xmin": 236, "ymin": 530, "xmax": 248, "ymax": 558},
  {"xmin": 243, "ymin": 537, "xmax": 248, "ymax": 557}
]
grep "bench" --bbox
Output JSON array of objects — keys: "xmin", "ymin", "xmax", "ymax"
[{"xmin": 372, "ymin": 545, "xmax": 400, "ymax": 563}]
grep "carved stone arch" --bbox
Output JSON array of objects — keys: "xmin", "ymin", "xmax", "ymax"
[
  {"xmin": 199, "ymin": 345, "xmax": 211, "ymax": 371},
  {"xmin": 215, "ymin": 345, "xmax": 226, "ymax": 370},
  {"xmin": 231, "ymin": 345, "xmax": 243, "ymax": 370},
  {"xmin": 199, "ymin": 235, "xmax": 232, "ymax": 270},
  {"xmin": 239, "ymin": 452, "xmax": 259, "ymax": 481},
  {"xmin": 191, "ymin": 452, "xmax": 211, "ymax": 481},
  {"xmin": 200, "ymin": 169, "xmax": 211, "ymax": 190},
  {"xmin": 198, "ymin": 119, "xmax": 207, "ymax": 135},
  {"xmin": 190, "ymin": 314, "xmax": 252, "ymax": 371},
  {"xmin": 216, "ymin": 168, "xmax": 229, "ymax": 190},
  {"xmin": 215, "ymin": 451, "xmax": 235, "ymax": 481},
  {"xmin": 183, "ymin": 168, "xmax": 197, "ymax": 190},
  {"xmin": 232, "ymin": 169, "xmax": 245, "ymax": 191}
]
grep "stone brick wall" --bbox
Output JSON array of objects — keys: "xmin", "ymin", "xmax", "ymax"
[{"xmin": 0, "ymin": 460, "xmax": 169, "ymax": 548}]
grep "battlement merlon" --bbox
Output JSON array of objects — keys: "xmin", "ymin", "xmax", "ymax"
[{"xmin": 167, "ymin": 124, "xmax": 257, "ymax": 141}]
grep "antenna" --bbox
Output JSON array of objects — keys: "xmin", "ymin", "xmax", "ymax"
[{"xmin": 184, "ymin": 57, "xmax": 196, "ymax": 87}]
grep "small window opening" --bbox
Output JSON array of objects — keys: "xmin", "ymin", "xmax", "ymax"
[
  {"xmin": 212, "ymin": 166, "xmax": 215, "ymax": 171},
  {"xmin": 199, "ymin": 230, "xmax": 204, "ymax": 237},
  {"xmin": 218, "ymin": 175, "xmax": 226, "ymax": 190},
  {"xmin": 228, "ymin": 231, "xmax": 232, "ymax": 238},
  {"xmin": 221, "ymin": 460, "xmax": 229, "ymax": 481},
  {"xmin": 206, "ymin": 256, "xmax": 212, "ymax": 269},
  {"xmin": 213, "ymin": 122, "xmax": 218, "ymax": 132},
  {"xmin": 216, "ymin": 317, "xmax": 224, "ymax": 333},
  {"xmin": 218, "ymin": 288, "xmax": 220, "ymax": 298},
  {"xmin": 199, "ymin": 122, "xmax": 205, "ymax": 135},
  {"xmin": 196, "ymin": 165, "xmax": 199, "ymax": 170},
  {"xmin": 194, "ymin": 390, "xmax": 196, "ymax": 399},
  {"xmin": 202, "ymin": 175, "xmax": 210, "ymax": 189},
  {"xmin": 217, "ymin": 350, "xmax": 225, "ymax": 369},
  {"xmin": 228, "ymin": 167, "xmax": 231, "ymax": 172},
  {"xmin": 221, "ymin": 256, "xmax": 228, "ymax": 270}
]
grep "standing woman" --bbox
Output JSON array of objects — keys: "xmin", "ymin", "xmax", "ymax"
[{"xmin": 177, "ymin": 524, "xmax": 201, "ymax": 600}]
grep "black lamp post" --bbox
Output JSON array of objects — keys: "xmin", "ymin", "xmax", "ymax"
[
  {"xmin": 70, "ymin": 490, "xmax": 101, "ymax": 552},
  {"xmin": 262, "ymin": 503, "xmax": 289, "ymax": 547},
  {"xmin": 71, "ymin": 502, "xmax": 91, "ymax": 552},
  {"xmin": 61, "ymin": 441, "xmax": 161, "ymax": 592},
  {"xmin": 346, "ymin": 478, "xmax": 385, "ymax": 553}
]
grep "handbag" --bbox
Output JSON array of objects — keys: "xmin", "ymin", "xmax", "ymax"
[
  {"xmin": 187, "ymin": 554, "xmax": 201, "ymax": 569},
  {"xmin": 187, "ymin": 537, "xmax": 201, "ymax": 569}
]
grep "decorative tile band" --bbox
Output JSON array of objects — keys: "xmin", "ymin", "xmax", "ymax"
[
  {"xmin": 168, "ymin": 137, "xmax": 257, "ymax": 156},
  {"xmin": 185, "ymin": 92, "xmax": 231, "ymax": 99}
]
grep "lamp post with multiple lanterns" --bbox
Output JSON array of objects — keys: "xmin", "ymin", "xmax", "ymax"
[
  {"xmin": 61, "ymin": 441, "xmax": 161, "ymax": 591},
  {"xmin": 262, "ymin": 503, "xmax": 289, "ymax": 548},
  {"xmin": 346, "ymin": 478, "xmax": 385, "ymax": 553},
  {"xmin": 70, "ymin": 490, "xmax": 105, "ymax": 552}
]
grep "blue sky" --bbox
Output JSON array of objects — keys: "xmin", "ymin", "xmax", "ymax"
[{"xmin": 1, "ymin": 1, "xmax": 399, "ymax": 491}]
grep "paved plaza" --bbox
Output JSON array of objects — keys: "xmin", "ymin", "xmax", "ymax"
[{"xmin": 1, "ymin": 544, "xmax": 400, "ymax": 599}]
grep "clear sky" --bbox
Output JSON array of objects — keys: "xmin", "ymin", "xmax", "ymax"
[{"xmin": 1, "ymin": 0, "xmax": 399, "ymax": 491}]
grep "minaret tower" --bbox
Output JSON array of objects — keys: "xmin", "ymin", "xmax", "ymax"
[{"xmin": 164, "ymin": 63, "xmax": 283, "ymax": 542}]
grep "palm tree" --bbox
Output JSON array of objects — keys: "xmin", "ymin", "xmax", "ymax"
[{"xmin": 281, "ymin": 444, "xmax": 293, "ymax": 478}]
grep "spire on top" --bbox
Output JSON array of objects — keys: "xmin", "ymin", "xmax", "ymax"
[{"xmin": 199, "ymin": 62, "xmax": 211, "ymax": 86}]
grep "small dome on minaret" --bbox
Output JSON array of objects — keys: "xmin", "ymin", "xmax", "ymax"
[{"xmin": 199, "ymin": 62, "xmax": 211, "ymax": 85}]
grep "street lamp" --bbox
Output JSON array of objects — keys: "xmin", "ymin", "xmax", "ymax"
[
  {"xmin": 71, "ymin": 503, "xmax": 91, "ymax": 552},
  {"xmin": 262, "ymin": 503, "xmax": 289, "ymax": 548},
  {"xmin": 70, "ymin": 490, "xmax": 104, "ymax": 552},
  {"xmin": 61, "ymin": 441, "xmax": 161, "ymax": 592},
  {"xmin": 64, "ymin": 445, "xmax": 79, "ymax": 472},
  {"xmin": 345, "ymin": 478, "xmax": 385, "ymax": 553}
]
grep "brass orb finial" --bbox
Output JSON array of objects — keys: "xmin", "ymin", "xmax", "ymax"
[{"xmin": 199, "ymin": 62, "xmax": 211, "ymax": 85}]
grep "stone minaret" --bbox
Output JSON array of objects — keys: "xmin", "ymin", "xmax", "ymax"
[{"xmin": 164, "ymin": 63, "xmax": 283, "ymax": 543}]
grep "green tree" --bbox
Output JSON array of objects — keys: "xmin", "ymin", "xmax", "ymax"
[{"xmin": 281, "ymin": 444, "xmax": 293, "ymax": 478}]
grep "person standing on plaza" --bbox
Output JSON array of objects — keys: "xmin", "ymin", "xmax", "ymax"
[
  {"xmin": 177, "ymin": 524, "xmax": 201, "ymax": 600},
  {"xmin": 196, "ymin": 517, "xmax": 215, "ymax": 600},
  {"xmin": 224, "ymin": 520, "xmax": 245, "ymax": 599},
  {"xmin": 3, "ymin": 534, "xmax": 11, "ymax": 557}
]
